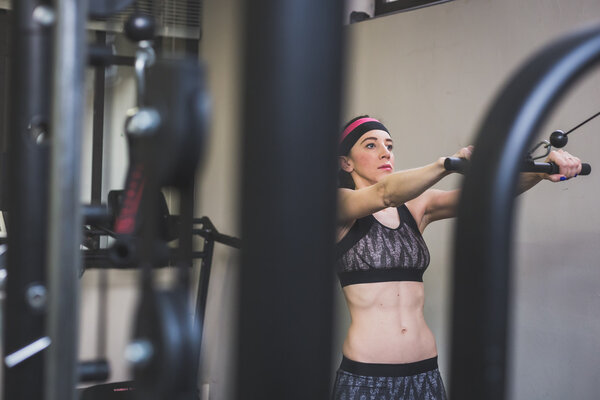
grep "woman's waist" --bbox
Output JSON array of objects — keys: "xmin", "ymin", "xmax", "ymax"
[
  {"xmin": 343, "ymin": 320, "xmax": 436, "ymax": 364},
  {"xmin": 346, "ymin": 319, "xmax": 435, "ymax": 347},
  {"xmin": 338, "ymin": 355, "xmax": 439, "ymax": 377}
]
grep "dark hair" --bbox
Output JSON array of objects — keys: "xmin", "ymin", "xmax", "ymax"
[
  {"xmin": 337, "ymin": 115, "xmax": 370, "ymax": 189},
  {"xmin": 338, "ymin": 169, "xmax": 355, "ymax": 189}
]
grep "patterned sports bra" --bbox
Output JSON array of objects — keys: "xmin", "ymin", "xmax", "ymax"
[{"xmin": 335, "ymin": 204, "xmax": 430, "ymax": 287}]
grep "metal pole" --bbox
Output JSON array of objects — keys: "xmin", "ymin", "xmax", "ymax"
[
  {"xmin": 44, "ymin": 0, "xmax": 88, "ymax": 399},
  {"xmin": 451, "ymin": 25, "xmax": 600, "ymax": 400},
  {"xmin": 194, "ymin": 234, "xmax": 213, "ymax": 348},
  {"xmin": 237, "ymin": 1, "xmax": 344, "ymax": 399},
  {"xmin": 91, "ymin": 31, "xmax": 106, "ymax": 208},
  {"xmin": 4, "ymin": 1, "xmax": 51, "ymax": 398},
  {"xmin": 91, "ymin": 30, "xmax": 108, "ymax": 360}
]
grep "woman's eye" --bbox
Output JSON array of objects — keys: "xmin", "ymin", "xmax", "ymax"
[
  {"xmin": 366, "ymin": 143, "xmax": 375, "ymax": 149},
  {"xmin": 387, "ymin": 145, "xmax": 393, "ymax": 150}
]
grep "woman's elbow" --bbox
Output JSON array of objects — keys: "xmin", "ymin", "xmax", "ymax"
[{"xmin": 378, "ymin": 181, "xmax": 397, "ymax": 208}]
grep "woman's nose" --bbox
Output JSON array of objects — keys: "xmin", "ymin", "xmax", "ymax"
[{"xmin": 380, "ymin": 148, "xmax": 391, "ymax": 158}]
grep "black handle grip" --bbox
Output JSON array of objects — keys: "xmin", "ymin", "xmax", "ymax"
[
  {"xmin": 445, "ymin": 157, "xmax": 591, "ymax": 176},
  {"xmin": 522, "ymin": 161, "xmax": 591, "ymax": 175},
  {"xmin": 444, "ymin": 157, "xmax": 469, "ymax": 174},
  {"xmin": 581, "ymin": 163, "xmax": 592, "ymax": 175}
]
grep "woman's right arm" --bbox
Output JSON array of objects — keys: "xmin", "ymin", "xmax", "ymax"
[{"xmin": 337, "ymin": 158, "xmax": 452, "ymax": 225}]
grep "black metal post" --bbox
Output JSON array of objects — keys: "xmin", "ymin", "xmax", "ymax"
[
  {"xmin": 44, "ymin": 0, "xmax": 88, "ymax": 399},
  {"xmin": 4, "ymin": 1, "xmax": 51, "ymax": 399},
  {"xmin": 194, "ymin": 233, "xmax": 213, "ymax": 348},
  {"xmin": 451, "ymin": 25, "xmax": 600, "ymax": 400},
  {"xmin": 237, "ymin": 1, "xmax": 344, "ymax": 399},
  {"xmin": 91, "ymin": 30, "xmax": 109, "ymax": 361},
  {"xmin": 0, "ymin": 10, "xmax": 9, "ymax": 154},
  {"xmin": 91, "ymin": 31, "xmax": 106, "ymax": 208}
]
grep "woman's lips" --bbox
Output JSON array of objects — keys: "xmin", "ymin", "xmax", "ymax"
[{"xmin": 378, "ymin": 165, "xmax": 392, "ymax": 170}]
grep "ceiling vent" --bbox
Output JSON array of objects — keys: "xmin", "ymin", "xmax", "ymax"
[
  {"xmin": 89, "ymin": 0, "xmax": 202, "ymax": 40},
  {"xmin": 0, "ymin": 0, "xmax": 202, "ymax": 40}
]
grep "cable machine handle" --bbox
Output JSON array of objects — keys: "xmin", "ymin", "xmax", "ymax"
[{"xmin": 444, "ymin": 157, "xmax": 591, "ymax": 175}]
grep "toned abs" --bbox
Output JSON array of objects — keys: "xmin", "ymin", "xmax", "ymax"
[{"xmin": 342, "ymin": 281, "xmax": 437, "ymax": 364}]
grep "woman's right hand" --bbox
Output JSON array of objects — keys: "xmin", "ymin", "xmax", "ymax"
[
  {"xmin": 441, "ymin": 145, "xmax": 473, "ymax": 174},
  {"xmin": 451, "ymin": 145, "xmax": 474, "ymax": 161}
]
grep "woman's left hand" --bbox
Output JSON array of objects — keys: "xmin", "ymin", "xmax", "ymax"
[{"xmin": 544, "ymin": 149, "xmax": 582, "ymax": 182}]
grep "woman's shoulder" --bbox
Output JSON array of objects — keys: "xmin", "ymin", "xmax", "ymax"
[{"xmin": 337, "ymin": 185, "xmax": 388, "ymax": 225}]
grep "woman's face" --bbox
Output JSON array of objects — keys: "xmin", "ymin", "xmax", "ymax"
[{"xmin": 343, "ymin": 129, "xmax": 394, "ymax": 188}]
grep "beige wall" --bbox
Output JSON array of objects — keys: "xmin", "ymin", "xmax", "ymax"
[
  {"xmin": 343, "ymin": 0, "xmax": 600, "ymax": 398},
  {"xmin": 196, "ymin": 0, "xmax": 242, "ymax": 399}
]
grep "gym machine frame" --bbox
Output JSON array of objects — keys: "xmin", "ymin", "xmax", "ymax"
[
  {"xmin": 4, "ymin": 0, "xmax": 53, "ymax": 399},
  {"xmin": 8, "ymin": 0, "xmax": 343, "ymax": 400},
  {"xmin": 4, "ymin": 1, "xmax": 210, "ymax": 399},
  {"xmin": 236, "ymin": 1, "xmax": 344, "ymax": 399},
  {"xmin": 450, "ymin": 25, "xmax": 600, "ymax": 400}
]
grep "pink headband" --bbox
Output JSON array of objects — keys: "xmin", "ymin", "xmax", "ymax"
[{"xmin": 340, "ymin": 117, "xmax": 381, "ymax": 143}]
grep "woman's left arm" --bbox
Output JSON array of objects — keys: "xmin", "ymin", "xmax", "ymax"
[
  {"xmin": 409, "ymin": 149, "xmax": 583, "ymax": 232},
  {"xmin": 407, "ymin": 189, "xmax": 460, "ymax": 233},
  {"xmin": 407, "ymin": 146, "xmax": 472, "ymax": 232}
]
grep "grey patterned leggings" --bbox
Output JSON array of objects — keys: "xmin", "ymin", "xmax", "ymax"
[{"xmin": 332, "ymin": 356, "xmax": 447, "ymax": 400}]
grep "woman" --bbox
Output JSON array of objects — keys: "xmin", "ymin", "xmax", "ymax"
[{"xmin": 332, "ymin": 116, "xmax": 581, "ymax": 400}]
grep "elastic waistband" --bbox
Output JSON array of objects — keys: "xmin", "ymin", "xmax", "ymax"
[{"xmin": 339, "ymin": 356, "xmax": 438, "ymax": 377}]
